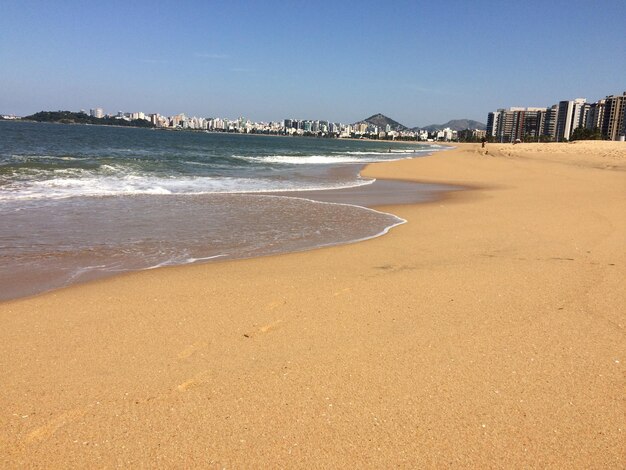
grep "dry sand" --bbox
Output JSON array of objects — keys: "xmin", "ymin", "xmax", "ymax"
[{"xmin": 1, "ymin": 141, "xmax": 624, "ymax": 468}]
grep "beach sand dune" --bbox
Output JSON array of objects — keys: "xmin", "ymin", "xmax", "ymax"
[{"xmin": 1, "ymin": 142, "xmax": 624, "ymax": 468}]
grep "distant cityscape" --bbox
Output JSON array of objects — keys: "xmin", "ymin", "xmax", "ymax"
[
  {"xmin": 1, "ymin": 109, "xmax": 472, "ymax": 142},
  {"xmin": 3, "ymin": 90, "xmax": 625, "ymax": 143},
  {"xmin": 486, "ymin": 91, "xmax": 626, "ymax": 143}
]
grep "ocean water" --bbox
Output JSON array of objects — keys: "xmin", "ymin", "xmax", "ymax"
[{"xmin": 0, "ymin": 121, "xmax": 443, "ymax": 300}]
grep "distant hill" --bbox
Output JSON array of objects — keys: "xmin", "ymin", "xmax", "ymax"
[
  {"xmin": 355, "ymin": 115, "xmax": 486, "ymax": 132},
  {"xmin": 354, "ymin": 113, "xmax": 408, "ymax": 131},
  {"xmin": 416, "ymin": 119, "xmax": 486, "ymax": 132},
  {"xmin": 23, "ymin": 111, "xmax": 154, "ymax": 128}
]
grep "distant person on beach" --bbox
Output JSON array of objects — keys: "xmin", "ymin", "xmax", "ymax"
[{"xmin": 481, "ymin": 137, "xmax": 486, "ymax": 148}]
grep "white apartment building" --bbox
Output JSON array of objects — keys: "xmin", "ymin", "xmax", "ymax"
[
  {"xmin": 90, "ymin": 108, "xmax": 104, "ymax": 118},
  {"xmin": 556, "ymin": 98, "xmax": 586, "ymax": 141}
]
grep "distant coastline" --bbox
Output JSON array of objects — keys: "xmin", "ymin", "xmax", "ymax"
[
  {"xmin": 4, "ymin": 120, "xmax": 455, "ymax": 147},
  {"xmin": 9, "ymin": 112, "xmax": 422, "ymax": 141},
  {"xmin": 5, "ymin": 110, "xmax": 486, "ymax": 142},
  {"xmin": 19, "ymin": 110, "xmax": 154, "ymax": 128}
]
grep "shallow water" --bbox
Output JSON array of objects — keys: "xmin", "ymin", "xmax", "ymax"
[{"xmin": 0, "ymin": 121, "xmax": 446, "ymax": 301}]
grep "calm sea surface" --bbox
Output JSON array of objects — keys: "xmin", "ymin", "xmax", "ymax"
[{"xmin": 0, "ymin": 121, "xmax": 443, "ymax": 300}]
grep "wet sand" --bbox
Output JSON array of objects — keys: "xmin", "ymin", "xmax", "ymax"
[
  {"xmin": 1, "ymin": 141, "xmax": 624, "ymax": 468},
  {"xmin": 0, "ymin": 166, "xmax": 454, "ymax": 303},
  {"xmin": 267, "ymin": 177, "xmax": 460, "ymax": 207}
]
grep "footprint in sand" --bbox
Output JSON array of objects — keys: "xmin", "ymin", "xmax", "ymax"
[
  {"xmin": 266, "ymin": 299, "xmax": 286, "ymax": 310},
  {"xmin": 177, "ymin": 341, "xmax": 209, "ymax": 360},
  {"xmin": 177, "ymin": 371, "xmax": 209, "ymax": 392},
  {"xmin": 26, "ymin": 407, "xmax": 87, "ymax": 443},
  {"xmin": 333, "ymin": 287, "xmax": 351, "ymax": 296},
  {"xmin": 258, "ymin": 319, "xmax": 285, "ymax": 334}
]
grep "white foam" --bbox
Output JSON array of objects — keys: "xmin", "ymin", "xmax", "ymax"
[
  {"xmin": 0, "ymin": 173, "xmax": 377, "ymax": 201},
  {"xmin": 341, "ymin": 149, "xmax": 428, "ymax": 155},
  {"xmin": 233, "ymin": 152, "xmax": 420, "ymax": 165},
  {"xmin": 185, "ymin": 254, "xmax": 227, "ymax": 263},
  {"xmin": 1, "ymin": 145, "xmax": 441, "ymax": 201}
]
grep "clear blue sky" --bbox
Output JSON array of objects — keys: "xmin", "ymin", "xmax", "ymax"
[{"xmin": 1, "ymin": 0, "xmax": 624, "ymax": 126}]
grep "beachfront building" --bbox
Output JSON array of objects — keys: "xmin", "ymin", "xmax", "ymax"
[
  {"xmin": 473, "ymin": 129, "xmax": 487, "ymax": 140},
  {"xmin": 522, "ymin": 108, "xmax": 547, "ymax": 141},
  {"xmin": 457, "ymin": 128, "xmax": 487, "ymax": 142},
  {"xmin": 149, "ymin": 113, "xmax": 168, "ymax": 127},
  {"xmin": 130, "ymin": 112, "xmax": 147, "ymax": 121},
  {"xmin": 505, "ymin": 109, "xmax": 521, "ymax": 142},
  {"xmin": 90, "ymin": 108, "xmax": 104, "ymax": 118},
  {"xmin": 601, "ymin": 92, "xmax": 626, "ymax": 141},
  {"xmin": 417, "ymin": 129, "xmax": 429, "ymax": 141},
  {"xmin": 486, "ymin": 110, "xmax": 502, "ymax": 139},
  {"xmin": 486, "ymin": 90, "xmax": 626, "ymax": 142},
  {"xmin": 354, "ymin": 122, "xmax": 368, "ymax": 135},
  {"xmin": 436, "ymin": 128, "xmax": 456, "ymax": 141},
  {"xmin": 489, "ymin": 107, "xmax": 546, "ymax": 143},
  {"xmin": 555, "ymin": 98, "xmax": 586, "ymax": 142},
  {"xmin": 585, "ymin": 99, "xmax": 605, "ymax": 131},
  {"xmin": 542, "ymin": 104, "xmax": 559, "ymax": 140},
  {"xmin": 496, "ymin": 109, "xmax": 516, "ymax": 142}
]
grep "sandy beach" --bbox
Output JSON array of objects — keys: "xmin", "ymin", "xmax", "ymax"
[{"xmin": 1, "ymin": 141, "xmax": 624, "ymax": 468}]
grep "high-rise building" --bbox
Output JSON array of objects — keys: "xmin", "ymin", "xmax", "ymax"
[
  {"xmin": 522, "ymin": 108, "xmax": 547, "ymax": 141},
  {"xmin": 542, "ymin": 104, "xmax": 559, "ymax": 140},
  {"xmin": 486, "ymin": 110, "xmax": 502, "ymax": 138},
  {"xmin": 90, "ymin": 108, "xmax": 104, "ymax": 118},
  {"xmin": 488, "ymin": 91, "xmax": 626, "ymax": 143},
  {"xmin": 490, "ymin": 107, "xmax": 545, "ymax": 143},
  {"xmin": 495, "ymin": 109, "xmax": 515, "ymax": 142},
  {"xmin": 585, "ymin": 99, "xmax": 605, "ymax": 130},
  {"xmin": 601, "ymin": 92, "xmax": 626, "ymax": 141},
  {"xmin": 510, "ymin": 108, "xmax": 526, "ymax": 142},
  {"xmin": 555, "ymin": 98, "xmax": 586, "ymax": 141},
  {"xmin": 355, "ymin": 122, "xmax": 368, "ymax": 134}
]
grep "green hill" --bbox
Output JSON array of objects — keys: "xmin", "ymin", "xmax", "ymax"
[
  {"xmin": 24, "ymin": 111, "xmax": 154, "ymax": 128},
  {"xmin": 354, "ymin": 113, "xmax": 408, "ymax": 131}
]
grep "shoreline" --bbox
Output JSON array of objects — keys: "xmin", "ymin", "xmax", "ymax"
[
  {"xmin": 1, "ymin": 142, "xmax": 624, "ymax": 467},
  {"xmin": 0, "ymin": 145, "xmax": 452, "ymax": 304},
  {"xmin": 0, "ymin": 169, "xmax": 458, "ymax": 305},
  {"xmin": 0, "ymin": 126, "xmax": 444, "ymax": 300},
  {"xmin": 2, "ymin": 119, "xmax": 435, "ymax": 144}
]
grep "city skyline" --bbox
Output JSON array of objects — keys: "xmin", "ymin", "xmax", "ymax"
[
  {"xmin": 11, "ymin": 108, "xmax": 455, "ymax": 142},
  {"xmin": 1, "ymin": 1, "xmax": 625, "ymax": 125},
  {"xmin": 7, "ymin": 85, "xmax": 625, "ymax": 135},
  {"xmin": 486, "ymin": 91, "xmax": 626, "ymax": 143}
]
